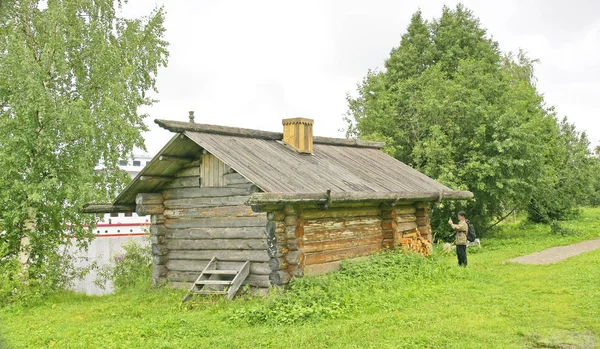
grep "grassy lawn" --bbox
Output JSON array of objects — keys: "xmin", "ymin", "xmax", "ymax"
[{"xmin": 1, "ymin": 208, "xmax": 600, "ymax": 349}]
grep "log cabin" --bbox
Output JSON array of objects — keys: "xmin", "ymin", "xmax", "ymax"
[{"xmin": 84, "ymin": 116, "xmax": 473, "ymax": 294}]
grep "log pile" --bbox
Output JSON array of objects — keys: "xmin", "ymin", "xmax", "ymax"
[{"xmin": 398, "ymin": 229, "xmax": 432, "ymax": 257}]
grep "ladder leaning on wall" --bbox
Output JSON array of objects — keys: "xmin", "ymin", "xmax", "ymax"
[{"xmin": 181, "ymin": 256, "xmax": 250, "ymax": 302}]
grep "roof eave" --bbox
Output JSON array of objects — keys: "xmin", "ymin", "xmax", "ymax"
[{"xmin": 246, "ymin": 190, "xmax": 474, "ymax": 208}]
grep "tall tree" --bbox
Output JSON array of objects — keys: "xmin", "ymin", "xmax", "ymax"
[
  {"xmin": 345, "ymin": 4, "xmax": 578, "ymax": 233},
  {"xmin": 0, "ymin": 0, "xmax": 168, "ymax": 284}
]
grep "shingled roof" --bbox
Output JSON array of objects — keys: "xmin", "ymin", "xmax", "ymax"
[{"xmin": 109, "ymin": 119, "xmax": 473, "ymax": 207}]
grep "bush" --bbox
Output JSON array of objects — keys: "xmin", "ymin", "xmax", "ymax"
[
  {"xmin": 0, "ymin": 242, "xmax": 77, "ymax": 306},
  {"xmin": 229, "ymin": 249, "xmax": 450, "ymax": 325},
  {"xmin": 549, "ymin": 221, "xmax": 580, "ymax": 236},
  {"xmin": 95, "ymin": 237, "xmax": 152, "ymax": 292}
]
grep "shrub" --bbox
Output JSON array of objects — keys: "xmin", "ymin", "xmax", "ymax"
[
  {"xmin": 229, "ymin": 249, "xmax": 450, "ymax": 325},
  {"xmin": 549, "ymin": 221, "xmax": 580, "ymax": 236},
  {"xmin": 95, "ymin": 237, "xmax": 152, "ymax": 292},
  {"xmin": 0, "ymin": 242, "xmax": 77, "ymax": 306}
]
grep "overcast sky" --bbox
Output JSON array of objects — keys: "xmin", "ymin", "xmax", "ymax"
[{"xmin": 122, "ymin": 0, "xmax": 600, "ymax": 155}]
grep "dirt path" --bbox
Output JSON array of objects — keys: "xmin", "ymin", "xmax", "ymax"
[{"xmin": 509, "ymin": 238, "xmax": 600, "ymax": 265}]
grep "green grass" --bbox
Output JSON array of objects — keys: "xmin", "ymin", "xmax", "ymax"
[{"xmin": 2, "ymin": 208, "xmax": 600, "ymax": 349}]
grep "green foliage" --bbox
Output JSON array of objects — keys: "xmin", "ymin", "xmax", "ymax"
[
  {"xmin": 0, "ymin": 241, "xmax": 77, "ymax": 306},
  {"xmin": 344, "ymin": 4, "xmax": 595, "ymax": 234},
  {"xmin": 0, "ymin": 0, "xmax": 168, "ymax": 293},
  {"xmin": 2, "ymin": 208, "xmax": 600, "ymax": 348},
  {"xmin": 95, "ymin": 238, "xmax": 152, "ymax": 292},
  {"xmin": 549, "ymin": 220, "xmax": 580, "ymax": 236},
  {"xmin": 527, "ymin": 118, "xmax": 596, "ymax": 223},
  {"xmin": 230, "ymin": 249, "xmax": 449, "ymax": 325}
]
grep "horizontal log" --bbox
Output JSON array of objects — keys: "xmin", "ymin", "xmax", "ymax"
[
  {"xmin": 397, "ymin": 214, "xmax": 417, "ymax": 223},
  {"xmin": 151, "ymin": 214, "xmax": 165, "ymax": 225},
  {"xmin": 136, "ymin": 193, "xmax": 164, "ymax": 205},
  {"xmin": 303, "ymin": 225, "xmax": 382, "ymax": 242},
  {"xmin": 223, "ymin": 173, "xmax": 253, "ymax": 185},
  {"xmin": 269, "ymin": 270, "xmax": 291, "ymax": 286},
  {"xmin": 397, "ymin": 222, "xmax": 418, "ymax": 232},
  {"xmin": 299, "ymin": 207, "xmax": 381, "ymax": 219},
  {"xmin": 163, "ymin": 196, "xmax": 250, "ymax": 209},
  {"xmin": 164, "ymin": 216, "xmax": 267, "ymax": 229},
  {"xmin": 416, "ymin": 216, "xmax": 429, "ymax": 226},
  {"xmin": 247, "ymin": 191, "xmax": 474, "ymax": 206},
  {"xmin": 381, "ymin": 220, "xmax": 398, "ymax": 231},
  {"xmin": 303, "ymin": 217, "xmax": 381, "ymax": 233},
  {"xmin": 395, "ymin": 205, "xmax": 417, "ymax": 215},
  {"xmin": 166, "ymin": 271, "xmax": 271, "ymax": 288},
  {"xmin": 166, "ymin": 227, "xmax": 267, "ymax": 240},
  {"xmin": 137, "ymin": 204, "xmax": 164, "ymax": 216},
  {"xmin": 167, "ymin": 239, "xmax": 268, "ymax": 251},
  {"xmin": 303, "ymin": 235, "xmax": 383, "ymax": 253},
  {"xmin": 82, "ymin": 204, "xmax": 135, "ymax": 213},
  {"xmin": 285, "ymin": 250, "xmax": 305, "ymax": 266},
  {"xmin": 159, "ymin": 155, "xmax": 195, "ymax": 164},
  {"xmin": 175, "ymin": 166, "xmax": 200, "ymax": 177},
  {"xmin": 382, "ymin": 239, "xmax": 395, "ymax": 249},
  {"xmin": 162, "ymin": 176, "xmax": 201, "ymax": 189},
  {"xmin": 168, "ymin": 249, "xmax": 270, "ymax": 262},
  {"xmin": 304, "ymin": 243, "xmax": 382, "ymax": 265},
  {"xmin": 152, "ymin": 244, "xmax": 168, "ymax": 256},
  {"xmin": 303, "ymin": 260, "xmax": 345, "ymax": 276},
  {"xmin": 163, "ymin": 205, "xmax": 259, "ymax": 219},
  {"xmin": 140, "ymin": 175, "xmax": 173, "ymax": 182},
  {"xmin": 163, "ymin": 187, "xmax": 257, "ymax": 200},
  {"xmin": 150, "ymin": 225, "xmax": 167, "ymax": 236},
  {"xmin": 167, "ymin": 259, "xmax": 271, "ymax": 275}
]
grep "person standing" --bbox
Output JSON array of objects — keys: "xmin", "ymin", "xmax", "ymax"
[{"xmin": 448, "ymin": 211, "xmax": 468, "ymax": 267}]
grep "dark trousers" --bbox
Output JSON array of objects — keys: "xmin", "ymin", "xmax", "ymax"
[{"xmin": 456, "ymin": 245, "xmax": 467, "ymax": 267}]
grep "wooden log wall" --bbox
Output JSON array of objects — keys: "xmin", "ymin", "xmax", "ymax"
[
  {"xmin": 156, "ymin": 157, "xmax": 272, "ymax": 290},
  {"xmin": 415, "ymin": 203, "xmax": 432, "ymax": 243},
  {"xmin": 296, "ymin": 204, "xmax": 384, "ymax": 276}
]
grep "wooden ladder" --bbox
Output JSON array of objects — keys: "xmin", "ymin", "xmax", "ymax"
[{"xmin": 181, "ymin": 257, "xmax": 250, "ymax": 302}]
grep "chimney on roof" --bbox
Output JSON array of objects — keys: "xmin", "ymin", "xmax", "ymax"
[
  {"xmin": 282, "ymin": 118, "xmax": 314, "ymax": 154},
  {"xmin": 189, "ymin": 110, "xmax": 195, "ymax": 123}
]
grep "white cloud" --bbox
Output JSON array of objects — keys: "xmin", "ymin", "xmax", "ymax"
[{"xmin": 124, "ymin": 0, "xmax": 600, "ymax": 154}]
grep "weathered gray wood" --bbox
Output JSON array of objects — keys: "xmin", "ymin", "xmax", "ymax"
[
  {"xmin": 247, "ymin": 190, "xmax": 474, "ymax": 206},
  {"xmin": 150, "ymin": 225, "xmax": 167, "ymax": 236},
  {"xmin": 140, "ymin": 176, "xmax": 173, "ymax": 182},
  {"xmin": 82, "ymin": 204, "xmax": 135, "ymax": 213},
  {"xmin": 156, "ymin": 119, "xmax": 385, "ymax": 149},
  {"xmin": 159, "ymin": 155, "xmax": 195, "ymax": 164},
  {"xmin": 163, "ymin": 196, "xmax": 250, "ymax": 209},
  {"xmin": 168, "ymin": 249, "xmax": 270, "ymax": 262},
  {"xmin": 166, "ymin": 270, "xmax": 271, "ymax": 288},
  {"xmin": 164, "ymin": 216, "xmax": 267, "ymax": 229},
  {"xmin": 167, "ymin": 260, "xmax": 271, "ymax": 275},
  {"xmin": 167, "ymin": 239, "xmax": 268, "ymax": 250},
  {"xmin": 151, "ymin": 214, "xmax": 165, "ymax": 225},
  {"xmin": 152, "ymin": 244, "xmax": 168, "ymax": 256},
  {"xmin": 285, "ymin": 250, "xmax": 304, "ymax": 265},
  {"xmin": 227, "ymin": 261, "xmax": 250, "ymax": 300},
  {"xmin": 223, "ymin": 173, "xmax": 252, "ymax": 185},
  {"xmin": 137, "ymin": 204, "xmax": 164, "ymax": 216},
  {"xmin": 163, "ymin": 205, "xmax": 260, "ymax": 219},
  {"xmin": 135, "ymin": 193, "xmax": 164, "ymax": 205},
  {"xmin": 175, "ymin": 166, "xmax": 200, "ymax": 178},
  {"xmin": 162, "ymin": 176, "xmax": 200, "ymax": 189},
  {"xmin": 269, "ymin": 270, "xmax": 291, "ymax": 286},
  {"xmin": 162, "ymin": 187, "xmax": 257, "ymax": 200},
  {"xmin": 166, "ymin": 227, "xmax": 267, "ymax": 240}
]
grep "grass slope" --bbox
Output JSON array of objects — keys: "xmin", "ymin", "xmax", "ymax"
[{"xmin": 1, "ymin": 208, "xmax": 600, "ymax": 349}]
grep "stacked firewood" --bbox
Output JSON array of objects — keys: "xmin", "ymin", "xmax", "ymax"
[{"xmin": 398, "ymin": 229, "xmax": 432, "ymax": 257}]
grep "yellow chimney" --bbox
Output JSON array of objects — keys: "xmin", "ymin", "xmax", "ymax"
[{"xmin": 282, "ymin": 118, "xmax": 314, "ymax": 154}]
